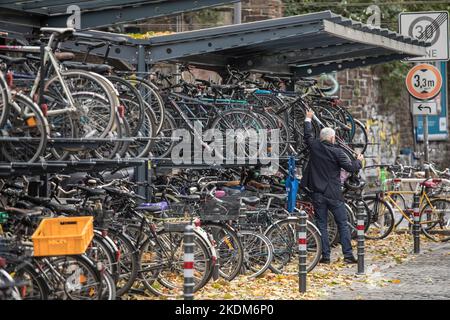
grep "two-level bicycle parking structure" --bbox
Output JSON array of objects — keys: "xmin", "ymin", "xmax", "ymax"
[{"xmin": 1, "ymin": 1, "xmax": 447, "ymax": 301}]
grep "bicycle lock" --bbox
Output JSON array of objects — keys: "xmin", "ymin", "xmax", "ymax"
[
  {"xmin": 298, "ymin": 210, "xmax": 307, "ymax": 293},
  {"xmin": 356, "ymin": 200, "xmax": 366, "ymax": 274},
  {"xmin": 413, "ymin": 193, "xmax": 420, "ymax": 254},
  {"xmin": 183, "ymin": 224, "xmax": 195, "ymax": 300}
]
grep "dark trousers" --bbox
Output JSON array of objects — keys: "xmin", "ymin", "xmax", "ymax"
[{"xmin": 312, "ymin": 192, "xmax": 353, "ymax": 259}]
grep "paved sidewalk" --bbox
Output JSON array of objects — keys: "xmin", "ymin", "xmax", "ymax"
[{"xmin": 324, "ymin": 242, "xmax": 450, "ymax": 300}]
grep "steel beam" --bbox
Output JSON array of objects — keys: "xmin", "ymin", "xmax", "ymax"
[
  {"xmin": 323, "ymin": 19, "xmax": 427, "ymax": 57},
  {"xmin": 291, "ymin": 53, "xmax": 409, "ymax": 77},
  {"xmin": 233, "ymin": 42, "xmax": 377, "ymax": 70},
  {"xmin": 146, "ymin": 21, "xmax": 324, "ymax": 64},
  {"xmin": 60, "ymin": 40, "xmax": 140, "ymax": 64},
  {"xmin": 43, "ymin": 0, "xmax": 239, "ymax": 29},
  {"xmin": 0, "ymin": 8, "xmax": 42, "ymax": 27}
]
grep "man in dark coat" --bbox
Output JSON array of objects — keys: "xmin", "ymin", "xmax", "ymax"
[{"xmin": 302, "ymin": 110, "xmax": 363, "ymax": 264}]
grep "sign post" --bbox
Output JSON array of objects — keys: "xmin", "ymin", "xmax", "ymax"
[
  {"xmin": 406, "ymin": 62, "xmax": 444, "ymax": 165},
  {"xmin": 400, "ymin": 11, "xmax": 448, "ymax": 167}
]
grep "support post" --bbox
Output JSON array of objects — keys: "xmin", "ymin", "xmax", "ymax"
[
  {"xmin": 413, "ymin": 193, "xmax": 420, "ymax": 254},
  {"xmin": 298, "ymin": 210, "xmax": 307, "ymax": 293},
  {"xmin": 184, "ymin": 224, "xmax": 195, "ymax": 300},
  {"xmin": 356, "ymin": 200, "xmax": 366, "ymax": 274},
  {"xmin": 233, "ymin": 2, "xmax": 242, "ymax": 24},
  {"xmin": 134, "ymin": 45, "xmax": 149, "ymax": 200},
  {"xmin": 423, "ymin": 115, "xmax": 429, "ymax": 165}
]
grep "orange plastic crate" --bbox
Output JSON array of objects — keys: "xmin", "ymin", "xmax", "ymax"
[{"xmin": 31, "ymin": 216, "xmax": 94, "ymax": 257}]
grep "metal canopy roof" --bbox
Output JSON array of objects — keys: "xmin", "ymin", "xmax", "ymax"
[
  {"xmin": 60, "ymin": 10, "xmax": 429, "ymax": 76},
  {"xmin": 0, "ymin": 0, "xmax": 238, "ymax": 31},
  {"xmin": 143, "ymin": 11, "xmax": 429, "ymax": 76}
]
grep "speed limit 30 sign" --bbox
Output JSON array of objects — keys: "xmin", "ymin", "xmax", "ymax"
[
  {"xmin": 399, "ymin": 11, "xmax": 449, "ymax": 61},
  {"xmin": 406, "ymin": 63, "xmax": 442, "ymax": 101}
]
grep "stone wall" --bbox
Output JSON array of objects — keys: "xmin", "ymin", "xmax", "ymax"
[{"xmin": 336, "ymin": 66, "xmax": 450, "ymax": 170}]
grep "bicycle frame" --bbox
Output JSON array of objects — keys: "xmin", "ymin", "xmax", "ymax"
[{"xmin": 0, "ymin": 34, "xmax": 77, "ymax": 116}]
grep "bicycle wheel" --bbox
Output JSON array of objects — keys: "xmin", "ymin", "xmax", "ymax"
[
  {"xmin": 9, "ymin": 262, "xmax": 49, "ymax": 300},
  {"xmin": 265, "ymin": 217, "xmax": 322, "ymax": 274},
  {"xmin": 211, "ymin": 108, "xmax": 264, "ymax": 159},
  {"xmin": 127, "ymin": 107, "xmax": 155, "ymax": 158},
  {"xmin": 350, "ymin": 119, "xmax": 368, "ymax": 154},
  {"xmin": 420, "ymin": 198, "xmax": 450, "ymax": 242},
  {"xmin": 139, "ymin": 229, "xmax": 212, "ymax": 297},
  {"xmin": 0, "ymin": 93, "xmax": 48, "ymax": 162},
  {"xmin": 362, "ymin": 195, "xmax": 395, "ymax": 240},
  {"xmin": 200, "ymin": 222, "xmax": 244, "ymax": 281},
  {"xmin": 100, "ymin": 270, "xmax": 117, "ymax": 300},
  {"xmin": 107, "ymin": 76, "xmax": 145, "ymax": 136},
  {"xmin": 107, "ymin": 228, "xmax": 140, "ymax": 297},
  {"xmin": 126, "ymin": 77, "xmax": 165, "ymax": 135},
  {"xmin": 240, "ymin": 230, "xmax": 273, "ymax": 278},
  {"xmin": 40, "ymin": 255, "xmax": 102, "ymax": 300},
  {"xmin": 45, "ymin": 70, "xmax": 117, "ymax": 138},
  {"xmin": 150, "ymin": 112, "xmax": 176, "ymax": 159},
  {"xmin": 0, "ymin": 73, "xmax": 11, "ymax": 127}
]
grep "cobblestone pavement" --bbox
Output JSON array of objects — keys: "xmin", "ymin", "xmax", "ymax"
[{"xmin": 323, "ymin": 241, "xmax": 450, "ymax": 300}]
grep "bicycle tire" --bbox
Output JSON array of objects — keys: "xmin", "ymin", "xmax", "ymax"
[
  {"xmin": 107, "ymin": 75, "xmax": 145, "ymax": 136},
  {"xmin": 0, "ymin": 92, "xmax": 48, "ymax": 162},
  {"xmin": 240, "ymin": 230, "xmax": 273, "ymax": 278},
  {"xmin": 264, "ymin": 217, "xmax": 322, "ymax": 274},
  {"xmin": 362, "ymin": 195, "xmax": 395, "ymax": 240},
  {"xmin": 107, "ymin": 228, "xmax": 140, "ymax": 297},
  {"xmin": 420, "ymin": 198, "xmax": 450, "ymax": 242},
  {"xmin": 200, "ymin": 222, "xmax": 244, "ymax": 282}
]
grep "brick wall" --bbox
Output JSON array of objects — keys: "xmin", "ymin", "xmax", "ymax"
[{"xmin": 336, "ymin": 66, "xmax": 450, "ymax": 169}]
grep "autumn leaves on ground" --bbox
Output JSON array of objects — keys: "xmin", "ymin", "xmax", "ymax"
[{"xmin": 130, "ymin": 233, "xmax": 436, "ymax": 300}]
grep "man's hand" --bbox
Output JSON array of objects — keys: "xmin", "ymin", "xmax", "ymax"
[
  {"xmin": 306, "ymin": 109, "xmax": 314, "ymax": 120},
  {"xmin": 357, "ymin": 153, "xmax": 364, "ymax": 162}
]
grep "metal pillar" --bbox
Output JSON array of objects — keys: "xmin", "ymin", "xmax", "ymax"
[
  {"xmin": 413, "ymin": 193, "xmax": 420, "ymax": 254},
  {"xmin": 423, "ymin": 115, "xmax": 429, "ymax": 166},
  {"xmin": 298, "ymin": 210, "xmax": 307, "ymax": 293},
  {"xmin": 183, "ymin": 224, "xmax": 195, "ymax": 300},
  {"xmin": 134, "ymin": 45, "xmax": 151, "ymax": 201},
  {"xmin": 233, "ymin": 2, "xmax": 242, "ymax": 24},
  {"xmin": 356, "ymin": 200, "xmax": 366, "ymax": 274}
]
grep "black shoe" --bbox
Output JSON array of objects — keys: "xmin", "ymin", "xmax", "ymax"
[
  {"xmin": 344, "ymin": 255, "xmax": 358, "ymax": 264},
  {"xmin": 320, "ymin": 257, "xmax": 331, "ymax": 264}
]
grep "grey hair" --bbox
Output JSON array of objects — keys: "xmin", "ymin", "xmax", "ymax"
[{"xmin": 320, "ymin": 127, "xmax": 336, "ymax": 142}]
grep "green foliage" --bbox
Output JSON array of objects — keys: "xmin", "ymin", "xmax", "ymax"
[{"xmin": 283, "ymin": 0, "xmax": 450, "ymax": 107}]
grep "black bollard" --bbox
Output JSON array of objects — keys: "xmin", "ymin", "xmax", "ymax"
[
  {"xmin": 298, "ymin": 210, "xmax": 307, "ymax": 293},
  {"xmin": 183, "ymin": 224, "xmax": 195, "ymax": 300},
  {"xmin": 413, "ymin": 193, "xmax": 420, "ymax": 254},
  {"xmin": 356, "ymin": 201, "xmax": 366, "ymax": 274}
]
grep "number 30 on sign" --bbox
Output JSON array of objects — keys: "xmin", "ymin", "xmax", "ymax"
[{"xmin": 405, "ymin": 63, "xmax": 442, "ymax": 100}]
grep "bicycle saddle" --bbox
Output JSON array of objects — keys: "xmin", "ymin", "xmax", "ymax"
[
  {"xmin": 40, "ymin": 27, "xmax": 74, "ymax": 36},
  {"xmin": 76, "ymin": 186, "xmax": 106, "ymax": 197},
  {"xmin": 137, "ymin": 201, "xmax": 169, "ymax": 212},
  {"xmin": 54, "ymin": 52, "xmax": 75, "ymax": 61},
  {"xmin": 222, "ymin": 187, "xmax": 242, "ymax": 196},
  {"xmin": 261, "ymin": 193, "xmax": 287, "ymax": 200},
  {"xmin": 177, "ymin": 194, "xmax": 200, "ymax": 201},
  {"xmin": 46, "ymin": 202, "xmax": 78, "ymax": 215},
  {"xmin": 75, "ymin": 40, "xmax": 107, "ymax": 49},
  {"xmin": 240, "ymin": 196, "xmax": 260, "ymax": 206},
  {"xmin": 420, "ymin": 180, "xmax": 440, "ymax": 188},
  {"xmin": 63, "ymin": 61, "xmax": 112, "ymax": 74}
]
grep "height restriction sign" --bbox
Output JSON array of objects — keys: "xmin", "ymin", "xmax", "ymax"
[
  {"xmin": 399, "ymin": 11, "xmax": 449, "ymax": 61},
  {"xmin": 406, "ymin": 63, "xmax": 442, "ymax": 101}
]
